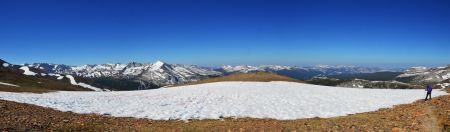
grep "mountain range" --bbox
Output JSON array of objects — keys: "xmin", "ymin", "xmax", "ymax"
[
  {"xmin": 2, "ymin": 58, "xmax": 448, "ymax": 90},
  {"xmin": 23, "ymin": 61, "xmax": 399, "ymax": 89},
  {"xmin": 0, "ymin": 59, "xmax": 95, "ymax": 92},
  {"xmin": 24, "ymin": 61, "xmax": 222, "ymax": 88},
  {"xmin": 396, "ymin": 66, "xmax": 450, "ymax": 84},
  {"xmin": 308, "ymin": 65, "xmax": 450, "ymax": 89}
]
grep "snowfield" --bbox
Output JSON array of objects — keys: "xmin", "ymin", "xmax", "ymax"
[
  {"xmin": 65, "ymin": 75, "xmax": 104, "ymax": 92},
  {"xmin": 0, "ymin": 81, "xmax": 446, "ymax": 120},
  {"xmin": 0, "ymin": 82, "xmax": 19, "ymax": 87},
  {"xmin": 19, "ymin": 66, "xmax": 37, "ymax": 76},
  {"xmin": 2, "ymin": 63, "xmax": 9, "ymax": 67}
]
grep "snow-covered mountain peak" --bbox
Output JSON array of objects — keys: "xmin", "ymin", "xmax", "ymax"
[
  {"xmin": 21, "ymin": 60, "xmax": 404, "ymax": 88},
  {"xmin": 154, "ymin": 60, "xmax": 164, "ymax": 65},
  {"xmin": 26, "ymin": 61, "xmax": 222, "ymax": 87},
  {"xmin": 150, "ymin": 60, "xmax": 166, "ymax": 71}
]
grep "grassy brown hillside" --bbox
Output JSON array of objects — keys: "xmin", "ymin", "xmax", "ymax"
[
  {"xmin": 0, "ymin": 77, "xmax": 87, "ymax": 93},
  {"xmin": 0, "ymin": 72, "xmax": 89, "ymax": 93},
  {"xmin": 187, "ymin": 72, "xmax": 302, "ymax": 85},
  {"xmin": 0, "ymin": 60, "xmax": 90, "ymax": 93},
  {"xmin": 1, "ymin": 94, "xmax": 449, "ymax": 131}
]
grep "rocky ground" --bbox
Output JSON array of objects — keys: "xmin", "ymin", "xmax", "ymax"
[{"xmin": 1, "ymin": 92, "xmax": 449, "ymax": 131}]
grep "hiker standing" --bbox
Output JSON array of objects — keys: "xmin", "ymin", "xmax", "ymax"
[{"xmin": 425, "ymin": 84, "xmax": 432, "ymax": 101}]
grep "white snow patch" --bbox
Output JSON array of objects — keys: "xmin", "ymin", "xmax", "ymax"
[
  {"xmin": 77, "ymin": 83, "xmax": 103, "ymax": 92},
  {"xmin": 438, "ymin": 83, "xmax": 450, "ymax": 89},
  {"xmin": 151, "ymin": 61, "xmax": 165, "ymax": 71},
  {"xmin": 64, "ymin": 75, "xmax": 103, "ymax": 91},
  {"xmin": 0, "ymin": 82, "xmax": 19, "ymax": 87},
  {"xmin": 443, "ymin": 73, "xmax": 450, "ymax": 80},
  {"xmin": 0, "ymin": 82, "xmax": 446, "ymax": 121},
  {"xmin": 444, "ymin": 83, "xmax": 450, "ymax": 88},
  {"xmin": 48, "ymin": 73, "xmax": 61, "ymax": 76},
  {"xmin": 49, "ymin": 74, "xmax": 64, "ymax": 80},
  {"xmin": 2, "ymin": 63, "xmax": 9, "ymax": 67},
  {"xmin": 65, "ymin": 75, "xmax": 78, "ymax": 85},
  {"xmin": 19, "ymin": 66, "xmax": 37, "ymax": 76}
]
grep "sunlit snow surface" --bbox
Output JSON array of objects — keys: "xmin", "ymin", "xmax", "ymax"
[
  {"xmin": 19, "ymin": 66, "xmax": 37, "ymax": 76},
  {"xmin": 65, "ymin": 75, "xmax": 104, "ymax": 91},
  {"xmin": 0, "ymin": 82, "xmax": 19, "ymax": 87},
  {"xmin": 0, "ymin": 82, "xmax": 446, "ymax": 120},
  {"xmin": 2, "ymin": 63, "xmax": 9, "ymax": 67}
]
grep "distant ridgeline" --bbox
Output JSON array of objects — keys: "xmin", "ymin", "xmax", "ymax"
[
  {"xmin": 307, "ymin": 66, "xmax": 450, "ymax": 89},
  {"xmin": 0, "ymin": 59, "xmax": 100, "ymax": 92},
  {"xmin": 2, "ymin": 58, "xmax": 449, "ymax": 90},
  {"xmin": 23, "ymin": 61, "xmax": 395, "ymax": 90}
]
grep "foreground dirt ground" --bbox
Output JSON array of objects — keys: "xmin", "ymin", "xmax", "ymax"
[{"xmin": 1, "ymin": 94, "xmax": 449, "ymax": 131}]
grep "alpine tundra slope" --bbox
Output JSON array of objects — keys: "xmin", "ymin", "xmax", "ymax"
[{"xmin": 0, "ymin": 81, "xmax": 446, "ymax": 120}]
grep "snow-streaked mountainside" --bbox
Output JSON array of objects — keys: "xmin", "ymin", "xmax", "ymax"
[
  {"xmin": 396, "ymin": 65, "xmax": 450, "ymax": 84},
  {"xmin": 27, "ymin": 61, "xmax": 389, "ymax": 87},
  {"xmin": 6, "ymin": 58, "xmax": 449, "ymax": 90},
  {"xmin": 220, "ymin": 65, "xmax": 383, "ymax": 75},
  {"xmin": 220, "ymin": 65, "xmax": 391, "ymax": 81},
  {"xmin": 65, "ymin": 75, "xmax": 105, "ymax": 92},
  {"xmin": 337, "ymin": 79, "xmax": 413, "ymax": 89},
  {"xmin": 0, "ymin": 81, "xmax": 446, "ymax": 120},
  {"xmin": 306, "ymin": 65, "xmax": 384, "ymax": 75},
  {"xmin": 26, "ymin": 61, "xmax": 223, "ymax": 87},
  {"xmin": 0, "ymin": 59, "xmax": 108, "ymax": 91},
  {"xmin": 23, "ymin": 60, "xmax": 413, "ymax": 89},
  {"xmin": 331, "ymin": 65, "xmax": 450, "ymax": 89}
]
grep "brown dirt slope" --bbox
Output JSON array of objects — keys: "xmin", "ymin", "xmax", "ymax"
[
  {"xmin": 422, "ymin": 105, "xmax": 441, "ymax": 131},
  {"xmin": 0, "ymin": 72, "xmax": 89, "ymax": 93},
  {"xmin": 187, "ymin": 72, "xmax": 302, "ymax": 85},
  {"xmin": 0, "ymin": 61, "xmax": 90, "ymax": 93},
  {"xmin": 1, "ymin": 94, "xmax": 449, "ymax": 131}
]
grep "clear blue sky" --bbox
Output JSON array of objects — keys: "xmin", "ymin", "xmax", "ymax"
[{"xmin": 1, "ymin": 0, "xmax": 449, "ymax": 68}]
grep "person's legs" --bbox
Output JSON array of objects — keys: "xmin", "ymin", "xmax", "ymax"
[{"xmin": 426, "ymin": 92, "xmax": 431, "ymax": 100}]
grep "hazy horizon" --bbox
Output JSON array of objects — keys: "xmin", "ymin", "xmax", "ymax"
[{"xmin": 2, "ymin": 57, "xmax": 447, "ymax": 69}]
